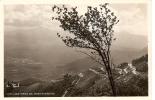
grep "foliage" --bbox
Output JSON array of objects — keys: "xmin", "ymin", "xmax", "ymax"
[
  {"xmin": 116, "ymin": 74, "xmax": 148, "ymax": 96},
  {"xmin": 132, "ymin": 54, "xmax": 148, "ymax": 65},
  {"xmin": 132, "ymin": 54, "xmax": 148, "ymax": 72},
  {"xmin": 52, "ymin": 3, "xmax": 119, "ymax": 50}
]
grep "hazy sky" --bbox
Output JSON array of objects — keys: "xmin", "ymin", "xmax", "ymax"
[
  {"xmin": 5, "ymin": 3, "xmax": 148, "ymax": 36},
  {"xmin": 4, "ymin": 3, "xmax": 148, "ymax": 65}
]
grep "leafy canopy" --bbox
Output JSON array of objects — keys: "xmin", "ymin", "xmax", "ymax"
[{"xmin": 52, "ymin": 3, "xmax": 119, "ymax": 53}]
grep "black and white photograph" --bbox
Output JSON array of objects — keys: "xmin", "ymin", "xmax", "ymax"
[{"xmin": 3, "ymin": 1, "xmax": 150, "ymax": 97}]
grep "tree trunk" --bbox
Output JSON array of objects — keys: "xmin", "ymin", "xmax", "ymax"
[
  {"xmin": 106, "ymin": 65, "xmax": 116, "ymax": 96},
  {"xmin": 99, "ymin": 51, "xmax": 116, "ymax": 96}
]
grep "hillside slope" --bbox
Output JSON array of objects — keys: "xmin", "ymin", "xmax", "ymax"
[{"xmin": 4, "ymin": 54, "xmax": 148, "ymax": 97}]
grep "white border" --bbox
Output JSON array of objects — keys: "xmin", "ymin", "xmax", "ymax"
[{"xmin": 0, "ymin": 0, "xmax": 152, "ymax": 100}]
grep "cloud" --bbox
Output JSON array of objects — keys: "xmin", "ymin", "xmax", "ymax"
[
  {"xmin": 111, "ymin": 3, "xmax": 148, "ymax": 36},
  {"xmin": 4, "ymin": 3, "xmax": 148, "ymax": 36},
  {"xmin": 4, "ymin": 5, "xmax": 55, "ymax": 30}
]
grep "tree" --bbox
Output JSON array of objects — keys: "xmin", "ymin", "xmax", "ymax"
[{"xmin": 51, "ymin": 3, "xmax": 119, "ymax": 96}]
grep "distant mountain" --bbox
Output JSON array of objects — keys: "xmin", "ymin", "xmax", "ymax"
[
  {"xmin": 5, "ymin": 28, "xmax": 147, "ymax": 66},
  {"xmin": 4, "ymin": 28, "xmax": 85, "ymax": 66},
  {"xmin": 112, "ymin": 32, "xmax": 147, "ymax": 50}
]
